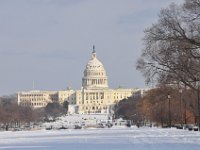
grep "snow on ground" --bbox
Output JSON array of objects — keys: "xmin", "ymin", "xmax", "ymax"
[
  {"xmin": 0, "ymin": 115, "xmax": 200, "ymax": 150},
  {"xmin": 0, "ymin": 127, "xmax": 200, "ymax": 150}
]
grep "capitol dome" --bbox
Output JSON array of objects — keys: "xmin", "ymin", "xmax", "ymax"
[{"xmin": 82, "ymin": 47, "xmax": 108, "ymax": 89}]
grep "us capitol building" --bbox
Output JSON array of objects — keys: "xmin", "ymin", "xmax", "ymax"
[{"xmin": 18, "ymin": 48, "xmax": 145, "ymax": 114}]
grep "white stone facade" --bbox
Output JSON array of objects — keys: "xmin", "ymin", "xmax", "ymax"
[
  {"xmin": 17, "ymin": 91, "xmax": 58, "ymax": 108},
  {"xmin": 18, "ymin": 48, "xmax": 142, "ymax": 114}
]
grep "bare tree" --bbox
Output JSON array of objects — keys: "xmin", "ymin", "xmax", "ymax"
[
  {"xmin": 137, "ymin": 0, "xmax": 200, "ymax": 90},
  {"xmin": 139, "ymin": 86, "xmax": 196, "ymax": 126},
  {"xmin": 0, "ymin": 96, "xmax": 40, "ymax": 130}
]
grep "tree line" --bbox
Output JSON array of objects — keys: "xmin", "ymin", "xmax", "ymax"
[
  {"xmin": 115, "ymin": 85, "xmax": 197, "ymax": 127},
  {"xmin": 0, "ymin": 96, "xmax": 68, "ymax": 131}
]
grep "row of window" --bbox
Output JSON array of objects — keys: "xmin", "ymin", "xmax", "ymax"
[
  {"xmin": 20, "ymin": 95, "xmax": 127, "ymax": 103},
  {"xmin": 84, "ymin": 71, "xmax": 104, "ymax": 76},
  {"xmin": 83, "ymin": 106, "xmax": 107, "ymax": 110},
  {"xmin": 114, "ymin": 96, "xmax": 127, "ymax": 99},
  {"xmin": 20, "ymin": 98, "xmax": 46, "ymax": 101},
  {"xmin": 85, "ymin": 100, "xmax": 104, "ymax": 104},
  {"xmin": 83, "ymin": 79, "xmax": 107, "ymax": 85},
  {"xmin": 20, "ymin": 94, "xmax": 44, "ymax": 97}
]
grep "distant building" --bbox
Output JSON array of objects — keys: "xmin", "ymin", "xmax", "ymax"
[
  {"xmin": 17, "ymin": 91, "xmax": 57, "ymax": 109},
  {"xmin": 17, "ymin": 48, "xmax": 146, "ymax": 114}
]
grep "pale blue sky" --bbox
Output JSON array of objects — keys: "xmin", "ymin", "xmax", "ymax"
[{"xmin": 0, "ymin": 0, "xmax": 184, "ymax": 95}]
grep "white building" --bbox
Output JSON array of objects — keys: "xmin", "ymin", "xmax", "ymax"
[
  {"xmin": 18, "ymin": 48, "xmax": 144, "ymax": 114},
  {"xmin": 17, "ymin": 90, "xmax": 58, "ymax": 108}
]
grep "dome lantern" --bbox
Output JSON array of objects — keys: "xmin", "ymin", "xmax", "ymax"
[{"xmin": 92, "ymin": 45, "xmax": 96, "ymax": 59}]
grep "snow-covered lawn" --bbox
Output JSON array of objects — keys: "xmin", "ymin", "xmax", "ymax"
[{"xmin": 0, "ymin": 127, "xmax": 200, "ymax": 150}]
